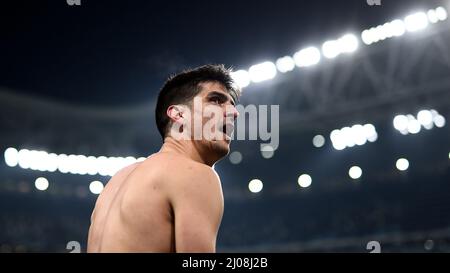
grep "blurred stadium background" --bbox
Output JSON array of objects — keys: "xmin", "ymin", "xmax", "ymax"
[{"xmin": 1, "ymin": 0, "xmax": 450, "ymax": 252}]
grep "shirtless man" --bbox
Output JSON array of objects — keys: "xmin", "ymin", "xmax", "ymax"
[{"xmin": 87, "ymin": 65, "xmax": 240, "ymax": 252}]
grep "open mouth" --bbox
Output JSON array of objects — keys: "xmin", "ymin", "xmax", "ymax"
[{"xmin": 221, "ymin": 123, "xmax": 234, "ymax": 140}]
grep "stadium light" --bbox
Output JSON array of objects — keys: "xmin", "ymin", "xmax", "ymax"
[
  {"xmin": 298, "ymin": 174, "xmax": 312, "ymax": 188},
  {"xmin": 230, "ymin": 6, "xmax": 447, "ymax": 89},
  {"xmin": 330, "ymin": 123, "xmax": 378, "ymax": 151},
  {"xmin": 433, "ymin": 115, "xmax": 446, "ymax": 128},
  {"xmin": 361, "ymin": 6, "xmax": 447, "ymax": 46},
  {"xmin": 349, "ymin": 166, "xmax": 362, "ymax": 180},
  {"xmin": 293, "ymin": 47, "xmax": 321, "ymax": 67},
  {"xmin": 435, "ymin": 7, "xmax": 448, "ymax": 21},
  {"xmin": 276, "ymin": 56, "xmax": 296, "ymax": 73},
  {"xmin": 417, "ymin": 110, "xmax": 434, "ymax": 129},
  {"xmin": 322, "ymin": 33, "xmax": 359, "ymax": 59},
  {"xmin": 4, "ymin": 147, "xmax": 19, "ymax": 167},
  {"xmin": 404, "ymin": 12, "xmax": 429, "ymax": 32},
  {"xmin": 393, "ymin": 109, "xmax": 445, "ymax": 135},
  {"xmin": 231, "ymin": 70, "xmax": 250, "ymax": 88},
  {"xmin": 428, "ymin": 9, "xmax": 439, "ymax": 23},
  {"xmin": 89, "ymin": 181, "xmax": 104, "ymax": 195},
  {"xmin": 35, "ymin": 177, "xmax": 49, "ymax": 191},
  {"xmin": 249, "ymin": 61, "xmax": 277, "ymax": 83},
  {"xmin": 248, "ymin": 179, "xmax": 263, "ymax": 193},
  {"xmin": 396, "ymin": 158, "xmax": 410, "ymax": 171},
  {"xmin": 4, "ymin": 147, "xmax": 146, "ymax": 177}
]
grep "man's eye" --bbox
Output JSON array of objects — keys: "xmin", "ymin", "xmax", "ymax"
[{"xmin": 212, "ymin": 98, "xmax": 221, "ymax": 104}]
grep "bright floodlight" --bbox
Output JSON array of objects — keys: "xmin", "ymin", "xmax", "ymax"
[
  {"xmin": 57, "ymin": 154, "xmax": 69, "ymax": 173},
  {"xmin": 361, "ymin": 29, "xmax": 374, "ymax": 45},
  {"xmin": 428, "ymin": 9, "xmax": 439, "ymax": 23},
  {"xmin": 298, "ymin": 174, "xmax": 312, "ymax": 188},
  {"xmin": 74, "ymin": 155, "xmax": 87, "ymax": 175},
  {"xmin": 312, "ymin": 135, "xmax": 326, "ymax": 148},
  {"xmin": 323, "ymin": 34, "xmax": 358, "ymax": 58},
  {"xmin": 407, "ymin": 118, "xmax": 421, "ymax": 134},
  {"xmin": 435, "ymin": 7, "xmax": 448, "ymax": 21},
  {"xmin": 276, "ymin": 56, "xmax": 295, "ymax": 73},
  {"xmin": 340, "ymin": 127, "xmax": 355, "ymax": 147},
  {"xmin": 352, "ymin": 124, "xmax": 367, "ymax": 146},
  {"xmin": 339, "ymin": 34, "xmax": 359, "ymax": 53},
  {"xmin": 35, "ymin": 177, "xmax": 49, "ymax": 191},
  {"xmin": 231, "ymin": 70, "xmax": 250, "ymax": 88},
  {"xmin": 434, "ymin": 115, "xmax": 446, "ymax": 128},
  {"xmin": 86, "ymin": 156, "xmax": 98, "ymax": 175},
  {"xmin": 294, "ymin": 47, "xmax": 321, "ymax": 67},
  {"xmin": 381, "ymin": 22, "xmax": 394, "ymax": 39},
  {"xmin": 249, "ymin": 61, "xmax": 277, "ymax": 83},
  {"xmin": 322, "ymin": 40, "xmax": 340, "ymax": 59},
  {"xmin": 248, "ymin": 179, "xmax": 263, "ymax": 193},
  {"xmin": 89, "ymin": 181, "xmax": 104, "ymax": 195},
  {"xmin": 67, "ymin": 154, "xmax": 78, "ymax": 174},
  {"xmin": 396, "ymin": 158, "xmax": 410, "ymax": 171},
  {"xmin": 96, "ymin": 156, "xmax": 109, "ymax": 176},
  {"xmin": 46, "ymin": 153, "xmax": 58, "ymax": 172},
  {"xmin": 349, "ymin": 166, "xmax": 362, "ymax": 180},
  {"xmin": 229, "ymin": 151, "xmax": 242, "ymax": 164},
  {"xmin": 390, "ymin": 19, "xmax": 406, "ymax": 37},
  {"xmin": 33, "ymin": 150, "xmax": 49, "ymax": 172},
  {"xmin": 4, "ymin": 147, "xmax": 19, "ymax": 167},
  {"xmin": 330, "ymin": 129, "xmax": 346, "ymax": 150},
  {"xmin": 362, "ymin": 19, "xmax": 405, "ymax": 45},
  {"xmin": 417, "ymin": 110, "xmax": 433, "ymax": 128},
  {"xmin": 363, "ymin": 124, "xmax": 378, "ymax": 142},
  {"xmin": 404, "ymin": 12, "xmax": 429, "ymax": 32}
]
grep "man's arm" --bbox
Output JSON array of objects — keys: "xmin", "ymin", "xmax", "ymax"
[{"xmin": 168, "ymin": 164, "xmax": 224, "ymax": 253}]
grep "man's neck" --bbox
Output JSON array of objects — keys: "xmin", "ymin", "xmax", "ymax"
[{"xmin": 159, "ymin": 137, "xmax": 215, "ymax": 167}]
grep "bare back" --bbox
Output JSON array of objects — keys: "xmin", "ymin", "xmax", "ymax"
[{"xmin": 87, "ymin": 152, "xmax": 223, "ymax": 253}]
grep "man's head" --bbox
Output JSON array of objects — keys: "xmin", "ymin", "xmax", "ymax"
[{"xmin": 155, "ymin": 64, "xmax": 241, "ymax": 158}]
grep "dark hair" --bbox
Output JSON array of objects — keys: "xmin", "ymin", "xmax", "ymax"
[{"xmin": 155, "ymin": 64, "xmax": 241, "ymax": 139}]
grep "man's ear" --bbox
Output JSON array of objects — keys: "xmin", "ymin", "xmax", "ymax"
[{"xmin": 167, "ymin": 105, "xmax": 185, "ymax": 123}]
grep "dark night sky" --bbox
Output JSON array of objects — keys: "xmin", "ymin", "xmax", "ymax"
[{"xmin": 0, "ymin": 0, "xmax": 445, "ymax": 106}]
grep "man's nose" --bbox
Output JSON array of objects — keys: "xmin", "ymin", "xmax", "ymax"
[{"xmin": 224, "ymin": 105, "xmax": 239, "ymax": 120}]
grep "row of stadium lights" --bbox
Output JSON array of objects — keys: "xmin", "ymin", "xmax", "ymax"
[
  {"xmin": 243, "ymin": 108, "xmax": 447, "ymax": 194},
  {"xmin": 230, "ymin": 7, "xmax": 448, "ymax": 88},
  {"xmin": 247, "ymin": 157, "xmax": 417, "ymax": 194},
  {"xmin": 3, "ymin": 148, "xmax": 146, "ymax": 176},
  {"xmin": 227, "ymin": 109, "xmax": 446, "ymax": 162},
  {"xmin": 33, "ymin": 177, "xmax": 104, "ymax": 195},
  {"xmin": 2, "ymin": 106, "xmax": 447, "ymax": 195},
  {"xmin": 2, "ymin": 149, "xmax": 148, "ymax": 195}
]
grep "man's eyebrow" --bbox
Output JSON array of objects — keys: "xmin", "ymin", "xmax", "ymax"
[{"xmin": 207, "ymin": 91, "xmax": 236, "ymax": 105}]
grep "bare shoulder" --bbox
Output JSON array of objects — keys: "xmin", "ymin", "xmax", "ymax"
[
  {"xmin": 147, "ymin": 153, "xmax": 223, "ymax": 205},
  {"xmin": 143, "ymin": 152, "xmax": 220, "ymax": 184},
  {"xmin": 121, "ymin": 153, "xmax": 223, "ymax": 205}
]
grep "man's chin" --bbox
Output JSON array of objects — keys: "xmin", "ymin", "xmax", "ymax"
[{"xmin": 210, "ymin": 139, "xmax": 231, "ymax": 158}]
